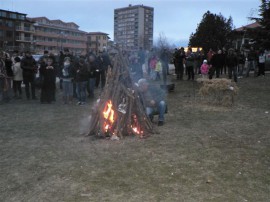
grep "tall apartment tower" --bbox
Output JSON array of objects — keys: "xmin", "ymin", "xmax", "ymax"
[{"xmin": 114, "ymin": 4, "xmax": 154, "ymax": 51}]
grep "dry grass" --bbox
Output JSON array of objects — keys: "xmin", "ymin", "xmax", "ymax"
[
  {"xmin": 0, "ymin": 74, "xmax": 270, "ymax": 202},
  {"xmin": 197, "ymin": 78, "xmax": 239, "ymax": 106}
]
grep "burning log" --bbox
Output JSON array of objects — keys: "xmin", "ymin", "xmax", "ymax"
[{"xmin": 88, "ymin": 50, "xmax": 155, "ymax": 139}]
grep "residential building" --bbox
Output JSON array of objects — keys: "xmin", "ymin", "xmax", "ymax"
[
  {"xmin": 87, "ymin": 32, "xmax": 110, "ymax": 53},
  {"xmin": 29, "ymin": 17, "xmax": 87, "ymax": 55},
  {"xmin": 0, "ymin": 9, "xmax": 35, "ymax": 52},
  {"xmin": 114, "ymin": 4, "xmax": 154, "ymax": 51},
  {"xmin": 233, "ymin": 22, "xmax": 261, "ymax": 50}
]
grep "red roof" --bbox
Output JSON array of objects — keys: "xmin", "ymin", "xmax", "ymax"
[{"xmin": 235, "ymin": 22, "xmax": 261, "ymax": 31}]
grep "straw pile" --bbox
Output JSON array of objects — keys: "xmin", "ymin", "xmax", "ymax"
[{"xmin": 197, "ymin": 78, "xmax": 239, "ymax": 106}]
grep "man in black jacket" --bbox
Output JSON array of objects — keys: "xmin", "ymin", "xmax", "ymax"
[
  {"xmin": 21, "ymin": 51, "xmax": 37, "ymax": 100},
  {"xmin": 210, "ymin": 50, "xmax": 223, "ymax": 79},
  {"xmin": 226, "ymin": 48, "xmax": 238, "ymax": 82}
]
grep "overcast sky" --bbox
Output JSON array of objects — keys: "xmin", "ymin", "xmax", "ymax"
[{"xmin": 1, "ymin": 0, "xmax": 260, "ymax": 47}]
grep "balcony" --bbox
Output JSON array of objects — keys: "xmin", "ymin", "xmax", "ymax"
[
  {"xmin": 16, "ymin": 36, "xmax": 32, "ymax": 42},
  {"xmin": 16, "ymin": 26, "xmax": 35, "ymax": 33}
]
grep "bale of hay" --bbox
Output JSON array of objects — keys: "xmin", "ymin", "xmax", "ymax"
[{"xmin": 198, "ymin": 78, "xmax": 239, "ymax": 106}]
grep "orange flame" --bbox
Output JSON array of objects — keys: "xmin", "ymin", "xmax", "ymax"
[
  {"xmin": 103, "ymin": 100, "xmax": 115, "ymax": 123},
  {"xmin": 103, "ymin": 100, "xmax": 115, "ymax": 132},
  {"xmin": 131, "ymin": 126, "xmax": 143, "ymax": 135},
  {"xmin": 131, "ymin": 114, "xmax": 143, "ymax": 135}
]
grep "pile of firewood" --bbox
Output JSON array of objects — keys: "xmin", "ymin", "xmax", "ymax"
[{"xmin": 88, "ymin": 50, "xmax": 155, "ymax": 139}]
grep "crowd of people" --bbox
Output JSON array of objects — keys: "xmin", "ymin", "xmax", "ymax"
[
  {"xmin": 0, "ymin": 48, "xmax": 111, "ymax": 105},
  {"xmin": 0, "ymin": 46, "xmax": 268, "ymax": 127},
  {"xmin": 172, "ymin": 46, "xmax": 268, "ymax": 83}
]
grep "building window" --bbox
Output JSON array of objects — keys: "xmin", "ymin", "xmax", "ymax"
[
  {"xmin": 6, "ymin": 20, "xmax": 14, "ymax": 27},
  {"xmin": 10, "ymin": 13, "xmax": 17, "ymax": 19},
  {"xmin": 18, "ymin": 15, "xmax": 25, "ymax": 20},
  {"xmin": 6, "ymin": 31, "xmax": 13, "ymax": 39},
  {"xmin": 0, "ymin": 11, "xmax": 7, "ymax": 17}
]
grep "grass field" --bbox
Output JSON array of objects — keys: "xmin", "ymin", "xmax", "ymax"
[{"xmin": 0, "ymin": 74, "xmax": 270, "ymax": 202}]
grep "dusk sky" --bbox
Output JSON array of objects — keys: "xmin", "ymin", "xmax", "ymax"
[{"xmin": 1, "ymin": 0, "xmax": 261, "ymax": 47}]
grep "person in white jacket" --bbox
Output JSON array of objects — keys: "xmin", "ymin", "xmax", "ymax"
[{"xmin": 12, "ymin": 57, "xmax": 23, "ymax": 99}]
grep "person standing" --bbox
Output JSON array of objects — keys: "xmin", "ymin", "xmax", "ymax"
[
  {"xmin": 160, "ymin": 48, "xmax": 170, "ymax": 84},
  {"xmin": 74, "ymin": 58, "xmax": 88, "ymax": 105},
  {"xmin": 220, "ymin": 48, "xmax": 227, "ymax": 75},
  {"xmin": 39, "ymin": 56, "xmax": 56, "ymax": 104},
  {"xmin": 185, "ymin": 47, "xmax": 195, "ymax": 81},
  {"xmin": 0, "ymin": 51, "xmax": 8, "ymax": 104},
  {"xmin": 200, "ymin": 59, "xmax": 209, "ymax": 79},
  {"xmin": 60, "ymin": 57, "xmax": 75, "ymax": 104},
  {"xmin": 257, "ymin": 49, "xmax": 266, "ymax": 77},
  {"xmin": 175, "ymin": 47, "xmax": 186, "ymax": 80},
  {"xmin": 210, "ymin": 50, "xmax": 223, "ymax": 78},
  {"xmin": 87, "ymin": 54, "xmax": 97, "ymax": 99},
  {"xmin": 245, "ymin": 46, "xmax": 257, "ymax": 77},
  {"xmin": 3, "ymin": 53, "xmax": 13, "ymax": 101},
  {"xmin": 237, "ymin": 50, "xmax": 245, "ymax": 78},
  {"xmin": 95, "ymin": 51, "xmax": 106, "ymax": 89},
  {"xmin": 12, "ymin": 57, "xmax": 23, "ymax": 99},
  {"xmin": 226, "ymin": 48, "xmax": 238, "ymax": 82},
  {"xmin": 21, "ymin": 51, "xmax": 37, "ymax": 100}
]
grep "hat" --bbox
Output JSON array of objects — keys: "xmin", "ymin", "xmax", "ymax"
[{"xmin": 203, "ymin": 59, "xmax": 207, "ymax": 63}]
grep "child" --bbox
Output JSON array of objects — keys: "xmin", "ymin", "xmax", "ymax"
[
  {"xmin": 149, "ymin": 55, "xmax": 158, "ymax": 80},
  {"xmin": 200, "ymin": 59, "xmax": 209, "ymax": 79},
  {"xmin": 155, "ymin": 58, "xmax": 162, "ymax": 81},
  {"xmin": 12, "ymin": 57, "xmax": 23, "ymax": 99}
]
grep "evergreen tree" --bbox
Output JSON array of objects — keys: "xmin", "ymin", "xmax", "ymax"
[
  {"xmin": 189, "ymin": 11, "xmax": 234, "ymax": 52},
  {"xmin": 248, "ymin": 0, "xmax": 270, "ymax": 49}
]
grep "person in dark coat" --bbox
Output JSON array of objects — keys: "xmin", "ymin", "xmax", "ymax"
[
  {"xmin": 86, "ymin": 54, "xmax": 97, "ymax": 98},
  {"xmin": 74, "ymin": 58, "xmax": 89, "ymax": 105},
  {"xmin": 210, "ymin": 50, "xmax": 223, "ymax": 79},
  {"xmin": 95, "ymin": 51, "xmax": 106, "ymax": 89},
  {"xmin": 3, "ymin": 53, "xmax": 13, "ymax": 101},
  {"xmin": 174, "ymin": 47, "xmax": 186, "ymax": 80},
  {"xmin": 21, "ymin": 51, "xmax": 37, "ymax": 100},
  {"xmin": 160, "ymin": 48, "xmax": 170, "ymax": 84},
  {"xmin": 226, "ymin": 48, "xmax": 238, "ymax": 82},
  {"xmin": 137, "ymin": 78, "xmax": 167, "ymax": 126},
  {"xmin": 39, "ymin": 56, "xmax": 56, "ymax": 103}
]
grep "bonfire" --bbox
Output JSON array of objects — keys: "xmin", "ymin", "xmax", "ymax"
[{"xmin": 88, "ymin": 50, "xmax": 155, "ymax": 139}]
